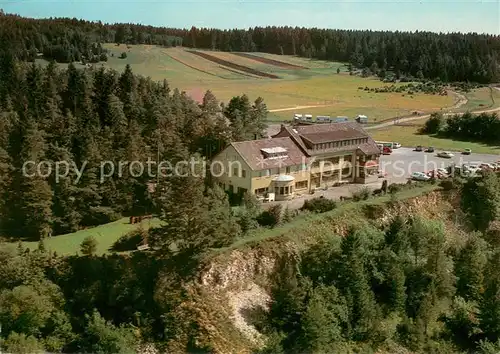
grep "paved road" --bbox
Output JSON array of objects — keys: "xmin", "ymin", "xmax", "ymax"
[{"xmin": 265, "ymin": 148, "xmax": 500, "ymax": 210}]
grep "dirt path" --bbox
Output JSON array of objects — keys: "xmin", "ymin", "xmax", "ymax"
[{"xmin": 269, "ymin": 104, "xmax": 336, "ymax": 113}]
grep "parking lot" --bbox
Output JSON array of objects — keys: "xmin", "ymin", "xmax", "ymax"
[
  {"xmin": 380, "ymin": 147, "xmax": 500, "ymax": 183},
  {"xmin": 264, "ymin": 147, "xmax": 500, "ymax": 210}
]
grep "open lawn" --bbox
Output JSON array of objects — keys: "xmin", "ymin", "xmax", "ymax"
[
  {"xmin": 217, "ymin": 184, "xmax": 440, "ymax": 253},
  {"xmin": 92, "ymin": 45, "xmax": 454, "ymax": 121},
  {"xmin": 1, "ymin": 217, "xmax": 163, "ymax": 256},
  {"xmin": 371, "ymin": 124, "xmax": 500, "ymax": 155}
]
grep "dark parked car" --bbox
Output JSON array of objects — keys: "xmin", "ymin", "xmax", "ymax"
[
  {"xmin": 426, "ymin": 147, "xmax": 434, "ymax": 153},
  {"xmin": 415, "ymin": 145, "xmax": 423, "ymax": 152}
]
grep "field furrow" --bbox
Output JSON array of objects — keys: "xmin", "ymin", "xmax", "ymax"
[
  {"xmin": 231, "ymin": 52, "xmax": 308, "ymax": 69},
  {"xmin": 164, "ymin": 50, "xmax": 227, "ymax": 79},
  {"xmin": 187, "ymin": 50, "xmax": 280, "ymax": 79}
]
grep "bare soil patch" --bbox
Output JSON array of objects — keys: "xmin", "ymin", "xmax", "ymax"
[
  {"xmin": 232, "ymin": 52, "xmax": 308, "ymax": 70},
  {"xmin": 188, "ymin": 50, "xmax": 280, "ymax": 79}
]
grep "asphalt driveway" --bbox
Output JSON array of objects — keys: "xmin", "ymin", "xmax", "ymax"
[{"xmin": 381, "ymin": 147, "xmax": 500, "ymax": 183}]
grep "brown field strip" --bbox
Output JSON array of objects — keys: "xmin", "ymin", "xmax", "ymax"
[
  {"xmin": 163, "ymin": 50, "xmax": 227, "ymax": 79},
  {"xmin": 218, "ymin": 65, "xmax": 260, "ymax": 79},
  {"xmin": 232, "ymin": 52, "xmax": 308, "ymax": 69},
  {"xmin": 187, "ymin": 50, "xmax": 280, "ymax": 79}
]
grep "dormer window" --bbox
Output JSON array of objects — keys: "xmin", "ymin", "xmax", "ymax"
[{"xmin": 261, "ymin": 147, "xmax": 288, "ymax": 159}]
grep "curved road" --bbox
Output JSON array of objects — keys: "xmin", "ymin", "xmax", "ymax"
[
  {"xmin": 366, "ymin": 87, "xmax": 500, "ymax": 130},
  {"xmin": 265, "ymin": 88, "xmax": 500, "ymax": 136}
]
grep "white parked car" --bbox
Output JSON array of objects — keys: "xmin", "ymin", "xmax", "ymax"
[
  {"xmin": 437, "ymin": 151, "xmax": 454, "ymax": 158},
  {"xmin": 480, "ymin": 163, "xmax": 495, "ymax": 171},
  {"xmin": 393, "ymin": 142, "xmax": 401, "ymax": 149},
  {"xmin": 436, "ymin": 168, "xmax": 448, "ymax": 176},
  {"xmin": 462, "ymin": 164, "xmax": 481, "ymax": 175},
  {"xmin": 411, "ymin": 172, "xmax": 431, "ymax": 181}
]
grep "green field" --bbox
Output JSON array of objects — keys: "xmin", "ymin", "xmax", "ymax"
[
  {"xmin": 46, "ymin": 44, "xmax": 453, "ymax": 122},
  {"xmin": 371, "ymin": 124, "xmax": 500, "ymax": 155},
  {"xmin": 1, "ymin": 217, "xmax": 163, "ymax": 256},
  {"xmin": 455, "ymin": 87, "xmax": 500, "ymax": 112}
]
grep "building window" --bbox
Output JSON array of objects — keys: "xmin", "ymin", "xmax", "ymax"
[
  {"xmin": 255, "ymin": 187, "xmax": 267, "ymax": 195},
  {"xmin": 295, "ymin": 181, "xmax": 308, "ymax": 189},
  {"xmin": 229, "ymin": 185, "xmax": 234, "ymax": 193},
  {"xmin": 329, "ymin": 157, "xmax": 340, "ymax": 164},
  {"xmin": 274, "ymin": 187, "xmax": 279, "ymax": 194},
  {"xmin": 286, "ymin": 166, "xmax": 291, "ymax": 174},
  {"xmin": 242, "ymin": 170, "xmax": 246, "ymax": 178},
  {"xmin": 233, "ymin": 168, "xmax": 239, "ymax": 177},
  {"xmin": 280, "ymin": 187, "xmax": 284, "ymax": 195}
]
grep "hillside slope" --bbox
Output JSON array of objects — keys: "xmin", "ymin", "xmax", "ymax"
[{"xmin": 168, "ymin": 187, "xmax": 467, "ymax": 353}]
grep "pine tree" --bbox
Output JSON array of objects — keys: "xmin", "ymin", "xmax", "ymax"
[
  {"xmin": 47, "ymin": 144, "xmax": 81, "ymax": 234},
  {"xmin": 339, "ymin": 228, "xmax": 380, "ymax": 340},
  {"xmin": 479, "ymin": 251, "xmax": 500, "ymax": 343},
  {"xmin": 249, "ymin": 97, "xmax": 268, "ymax": 139},
  {"xmin": 299, "ymin": 285, "xmax": 347, "ymax": 352},
  {"xmin": 17, "ymin": 120, "xmax": 53, "ymax": 239},
  {"xmin": 80, "ymin": 236, "xmax": 98, "ymax": 256},
  {"xmin": 455, "ymin": 234, "xmax": 488, "ymax": 302}
]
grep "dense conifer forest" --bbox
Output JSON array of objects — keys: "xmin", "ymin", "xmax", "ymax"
[
  {"xmin": 1, "ymin": 10, "xmax": 499, "ymax": 82},
  {"xmin": 0, "ymin": 57, "xmax": 267, "ymax": 239}
]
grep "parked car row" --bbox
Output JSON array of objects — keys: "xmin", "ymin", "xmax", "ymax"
[
  {"xmin": 414, "ymin": 146, "xmax": 473, "ymax": 156},
  {"xmin": 462, "ymin": 162, "xmax": 500, "ymax": 175}
]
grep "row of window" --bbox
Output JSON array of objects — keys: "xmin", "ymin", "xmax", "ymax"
[
  {"xmin": 314, "ymin": 138, "xmax": 368, "ymax": 150},
  {"xmin": 311, "ymin": 155, "xmax": 351, "ymax": 168},
  {"xmin": 253, "ymin": 180, "xmax": 309, "ymax": 195},
  {"xmin": 258, "ymin": 164, "xmax": 307, "ymax": 177}
]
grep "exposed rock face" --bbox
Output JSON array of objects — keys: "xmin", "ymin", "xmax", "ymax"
[
  {"xmin": 226, "ymin": 283, "xmax": 271, "ymax": 345},
  {"xmin": 197, "ymin": 244, "xmax": 299, "ymax": 349},
  {"xmin": 200, "ymin": 249, "xmax": 278, "ymax": 290}
]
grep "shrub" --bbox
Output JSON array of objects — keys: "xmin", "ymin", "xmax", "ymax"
[
  {"xmin": 388, "ymin": 183, "xmax": 403, "ymax": 194},
  {"xmin": 80, "ymin": 236, "xmax": 98, "ymax": 256},
  {"xmin": 119, "ymin": 52, "xmax": 127, "ymax": 59},
  {"xmin": 352, "ymin": 187, "xmax": 371, "ymax": 201},
  {"xmin": 4, "ymin": 332, "xmax": 44, "ymax": 354},
  {"xmin": 257, "ymin": 205, "xmax": 282, "ymax": 228},
  {"xmin": 84, "ymin": 206, "xmax": 121, "ymax": 226},
  {"xmin": 381, "ymin": 180, "xmax": 388, "ymax": 193},
  {"xmin": 301, "ymin": 197, "xmax": 337, "ymax": 213},
  {"xmin": 439, "ymin": 179, "xmax": 454, "ymax": 191}
]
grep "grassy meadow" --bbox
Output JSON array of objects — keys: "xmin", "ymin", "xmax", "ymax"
[
  {"xmin": 42, "ymin": 44, "xmax": 454, "ymax": 122},
  {"xmin": 1, "ymin": 217, "xmax": 163, "ymax": 256},
  {"xmin": 371, "ymin": 124, "xmax": 500, "ymax": 155},
  {"xmin": 455, "ymin": 86, "xmax": 500, "ymax": 113}
]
